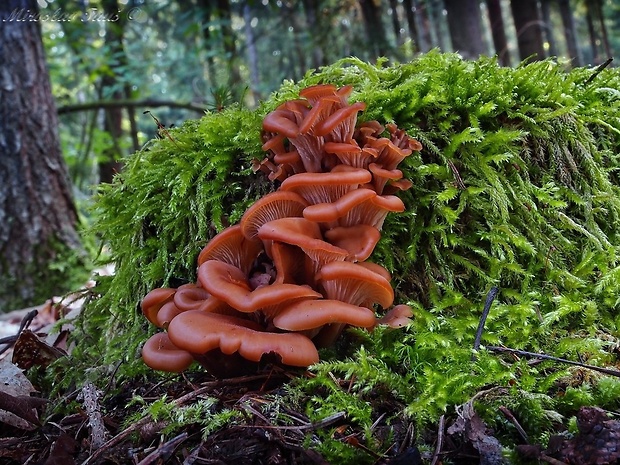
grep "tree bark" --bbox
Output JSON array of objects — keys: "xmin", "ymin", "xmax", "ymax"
[
  {"xmin": 540, "ymin": 0, "xmax": 558, "ymax": 58},
  {"xmin": 402, "ymin": 0, "xmax": 421, "ymax": 53},
  {"xmin": 444, "ymin": 0, "xmax": 486, "ymax": 59},
  {"xmin": 358, "ymin": 0, "xmax": 390, "ymax": 57},
  {"xmin": 0, "ymin": 0, "xmax": 83, "ymax": 310},
  {"xmin": 510, "ymin": 0, "xmax": 546, "ymax": 61},
  {"xmin": 485, "ymin": 0, "xmax": 511, "ymax": 65},
  {"xmin": 558, "ymin": 0, "xmax": 581, "ymax": 66},
  {"xmin": 100, "ymin": 0, "xmax": 126, "ymax": 184}
]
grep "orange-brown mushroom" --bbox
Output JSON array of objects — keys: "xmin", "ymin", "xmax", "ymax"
[
  {"xmin": 317, "ymin": 261, "xmax": 394, "ymax": 309},
  {"xmin": 258, "ymin": 217, "xmax": 349, "ymax": 266},
  {"xmin": 324, "ymin": 225, "xmax": 381, "ymax": 262},
  {"xmin": 197, "ymin": 260, "xmax": 322, "ymax": 314},
  {"xmin": 197, "ymin": 224, "xmax": 264, "ymax": 274},
  {"xmin": 280, "ymin": 169, "xmax": 371, "ymax": 206},
  {"xmin": 142, "ymin": 287, "xmax": 176, "ymax": 326},
  {"xmin": 168, "ymin": 311, "xmax": 320, "ymax": 367},
  {"xmin": 377, "ymin": 304, "xmax": 414, "ymax": 328},
  {"xmin": 273, "ymin": 299, "xmax": 376, "ymax": 331},
  {"xmin": 240, "ymin": 191, "xmax": 309, "ymax": 241},
  {"xmin": 142, "ymin": 332, "xmax": 194, "ymax": 373}
]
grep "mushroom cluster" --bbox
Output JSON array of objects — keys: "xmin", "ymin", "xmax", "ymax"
[{"xmin": 141, "ymin": 84, "xmax": 422, "ymax": 375}]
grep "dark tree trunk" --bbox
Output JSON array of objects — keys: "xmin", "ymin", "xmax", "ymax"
[
  {"xmin": 359, "ymin": 0, "xmax": 390, "ymax": 57},
  {"xmin": 510, "ymin": 0, "xmax": 546, "ymax": 61},
  {"xmin": 540, "ymin": 0, "xmax": 558, "ymax": 57},
  {"xmin": 243, "ymin": 1, "xmax": 260, "ymax": 102},
  {"xmin": 0, "ymin": 0, "xmax": 83, "ymax": 310},
  {"xmin": 99, "ymin": 0, "xmax": 126, "ymax": 184},
  {"xmin": 428, "ymin": 0, "xmax": 448, "ymax": 52},
  {"xmin": 558, "ymin": 0, "xmax": 581, "ymax": 66},
  {"xmin": 217, "ymin": 0, "xmax": 242, "ymax": 94},
  {"xmin": 418, "ymin": 0, "xmax": 434, "ymax": 52},
  {"xmin": 301, "ymin": 0, "xmax": 325, "ymax": 67},
  {"xmin": 486, "ymin": 0, "xmax": 511, "ymax": 65},
  {"xmin": 444, "ymin": 0, "xmax": 486, "ymax": 59},
  {"xmin": 402, "ymin": 0, "xmax": 421, "ymax": 53},
  {"xmin": 388, "ymin": 0, "xmax": 404, "ymax": 46},
  {"xmin": 585, "ymin": 0, "xmax": 600, "ymax": 63},
  {"xmin": 592, "ymin": 0, "xmax": 612, "ymax": 60}
]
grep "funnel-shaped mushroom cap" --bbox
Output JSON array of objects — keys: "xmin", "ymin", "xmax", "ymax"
[
  {"xmin": 240, "ymin": 191, "xmax": 309, "ymax": 241},
  {"xmin": 198, "ymin": 225, "xmax": 264, "ymax": 274},
  {"xmin": 370, "ymin": 137, "xmax": 412, "ymax": 171},
  {"xmin": 262, "ymin": 100, "xmax": 310, "ymax": 137},
  {"xmin": 173, "ymin": 283, "xmax": 210, "ymax": 311},
  {"xmin": 377, "ymin": 304, "xmax": 413, "ymax": 328},
  {"xmin": 387, "ymin": 122, "xmax": 423, "ymax": 152},
  {"xmin": 142, "ymin": 288, "xmax": 176, "ymax": 326},
  {"xmin": 258, "ymin": 217, "xmax": 348, "ymax": 265},
  {"xmin": 324, "ymin": 225, "xmax": 381, "ymax": 262},
  {"xmin": 314, "ymin": 101, "xmax": 367, "ymax": 141},
  {"xmin": 324, "ymin": 140, "xmax": 377, "ymax": 168},
  {"xmin": 299, "ymin": 84, "xmax": 339, "ymax": 105},
  {"xmin": 168, "ymin": 311, "xmax": 319, "ymax": 367},
  {"xmin": 280, "ymin": 169, "xmax": 371, "ymax": 205},
  {"xmin": 198, "ymin": 260, "xmax": 322, "ymax": 313},
  {"xmin": 273, "ymin": 299, "xmax": 376, "ymax": 331},
  {"xmin": 336, "ymin": 192, "xmax": 405, "ymax": 230},
  {"xmin": 317, "ymin": 261, "xmax": 394, "ymax": 309},
  {"xmin": 368, "ymin": 163, "xmax": 404, "ymax": 195},
  {"xmin": 303, "ymin": 188, "xmax": 377, "ymax": 224},
  {"xmin": 142, "ymin": 332, "xmax": 194, "ymax": 373}
]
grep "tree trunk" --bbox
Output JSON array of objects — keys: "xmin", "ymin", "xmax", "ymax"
[
  {"xmin": 585, "ymin": 0, "xmax": 600, "ymax": 63},
  {"xmin": 592, "ymin": 0, "xmax": 612, "ymax": 60},
  {"xmin": 301, "ymin": 0, "xmax": 326, "ymax": 67},
  {"xmin": 510, "ymin": 0, "xmax": 546, "ymax": 61},
  {"xmin": 388, "ymin": 0, "xmax": 404, "ymax": 46},
  {"xmin": 358, "ymin": 0, "xmax": 390, "ymax": 57},
  {"xmin": 428, "ymin": 0, "xmax": 448, "ymax": 52},
  {"xmin": 0, "ymin": 0, "xmax": 83, "ymax": 310},
  {"xmin": 558, "ymin": 0, "xmax": 581, "ymax": 66},
  {"xmin": 485, "ymin": 0, "xmax": 511, "ymax": 65},
  {"xmin": 444, "ymin": 0, "xmax": 486, "ymax": 59},
  {"xmin": 540, "ymin": 0, "xmax": 558, "ymax": 58},
  {"xmin": 243, "ymin": 1, "xmax": 260, "ymax": 102},
  {"xmin": 99, "ymin": 0, "xmax": 126, "ymax": 184},
  {"xmin": 418, "ymin": 0, "xmax": 434, "ymax": 52},
  {"xmin": 402, "ymin": 0, "xmax": 421, "ymax": 53}
]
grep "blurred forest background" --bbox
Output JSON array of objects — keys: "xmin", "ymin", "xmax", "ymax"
[
  {"xmin": 1, "ymin": 0, "xmax": 620, "ymax": 309},
  {"xmin": 41, "ymin": 0, "xmax": 619, "ymax": 192}
]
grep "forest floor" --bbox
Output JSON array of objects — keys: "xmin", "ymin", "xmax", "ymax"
[{"xmin": 1, "ymin": 284, "xmax": 620, "ymax": 464}]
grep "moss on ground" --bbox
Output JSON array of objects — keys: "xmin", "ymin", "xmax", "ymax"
[{"xmin": 53, "ymin": 52, "xmax": 620, "ymax": 458}]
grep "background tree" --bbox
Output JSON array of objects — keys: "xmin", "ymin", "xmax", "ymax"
[
  {"xmin": 510, "ymin": 0, "xmax": 546, "ymax": 61},
  {"xmin": 486, "ymin": 0, "xmax": 511, "ymax": 65},
  {"xmin": 444, "ymin": 0, "xmax": 486, "ymax": 59},
  {"xmin": 0, "ymin": 0, "xmax": 85, "ymax": 310}
]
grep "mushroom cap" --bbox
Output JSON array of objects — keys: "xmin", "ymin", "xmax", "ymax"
[
  {"xmin": 302, "ymin": 188, "xmax": 377, "ymax": 224},
  {"xmin": 324, "ymin": 225, "xmax": 381, "ymax": 262},
  {"xmin": 142, "ymin": 287, "xmax": 176, "ymax": 326},
  {"xmin": 272, "ymin": 299, "xmax": 377, "ymax": 331},
  {"xmin": 240, "ymin": 191, "xmax": 309, "ymax": 241},
  {"xmin": 197, "ymin": 224, "xmax": 264, "ymax": 275},
  {"xmin": 377, "ymin": 304, "xmax": 413, "ymax": 328},
  {"xmin": 317, "ymin": 261, "xmax": 394, "ymax": 309},
  {"xmin": 368, "ymin": 163, "xmax": 404, "ymax": 195},
  {"xmin": 258, "ymin": 217, "xmax": 349, "ymax": 265},
  {"xmin": 168, "ymin": 311, "xmax": 320, "ymax": 367},
  {"xmin": 336, "ymin": 192, "xmax": 405, "ymax": 230},
  {"xmin": 197, "ymin": 260, "xmax": 322, "ymax": 314},
  {"xmin": 324, "ymin": 140, "xmax": 374, "ymax": 168},
  {"xmin": 314, "ymin": 101, "xmax": 367, "ymax": 140},
  {"xmin": 280, "ymin": 169, "xmax": 371, "ymax": 205},
  {"xmin": 142, "ymin": 332, "xmax": 194, "ymax": 373}
]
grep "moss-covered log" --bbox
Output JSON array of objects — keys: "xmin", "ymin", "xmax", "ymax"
[{"xmin": 68, "ymin": 52, "xmax": 620, "ymax": 452}]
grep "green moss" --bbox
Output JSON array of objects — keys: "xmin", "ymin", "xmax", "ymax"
[{"xmin": 59, "ymin": 52, "xmax": 620, "ymax": 454}]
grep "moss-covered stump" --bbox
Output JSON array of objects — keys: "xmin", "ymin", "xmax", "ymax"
[{"xmin": 65, "ymin": 52, "xmax": 620, "ymax": 460}]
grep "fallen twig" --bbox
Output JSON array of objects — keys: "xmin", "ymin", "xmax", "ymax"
[
  {"xmin": 487, "ymin": 346, "xmax": 620, "ymax": 378},
  {"xmin": 472, "ymin": 287, "xmax": 499, "ymax": 359},
  {"xmin": 499, "ymin": 406, "xmax": 528, "ymax": 443},
  {"xmin": 430, "ymin": 414, "xmax": 445, "ymax": 465}
]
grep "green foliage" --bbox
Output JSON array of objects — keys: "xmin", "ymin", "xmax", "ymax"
[{"xmin": 70, "ymin": 52, "xmax": 620, "ymax": 455}]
